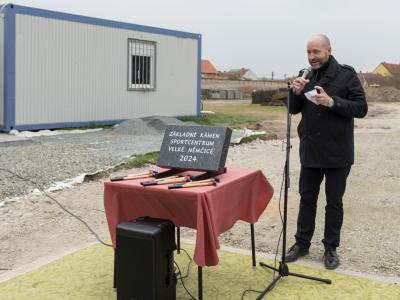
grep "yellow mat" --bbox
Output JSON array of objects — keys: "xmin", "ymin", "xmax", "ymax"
[{"xmin": 1, "ymin": 243, "xmax": 398, "ymax": 299}]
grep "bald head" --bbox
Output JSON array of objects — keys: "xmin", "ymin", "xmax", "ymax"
[
  {"xmin": 307, "ymin": 34, "xmax": 332, "ymax": 69},
  {"xmin": 308, "ymin": 34, "xmax": 331, "ymax": 49}
]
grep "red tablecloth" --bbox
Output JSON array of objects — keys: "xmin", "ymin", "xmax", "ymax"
[{"xmin": 104, "ymin": 166, "xmax": 274, "ymax": 267}]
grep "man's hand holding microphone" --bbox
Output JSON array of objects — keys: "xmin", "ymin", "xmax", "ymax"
[
  {"xmin": 292, "ymin": 77, "xmax": 310, "ymax": 95},
  {"xmin": 292, "ymin": 67, "xmax": 334, "ymax": 107},
  {"xmin": 292, "ymin": 67, "xmax": 311, "ymax": 95}
]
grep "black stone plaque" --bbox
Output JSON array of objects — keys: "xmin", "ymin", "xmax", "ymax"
[{"xmin": 157, "ymin": 125, "xmax": 232, "ymax": 172}]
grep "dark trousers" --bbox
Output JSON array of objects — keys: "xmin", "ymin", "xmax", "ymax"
[{"xmin": 295, "ymin": 165, "xmax": 351, "ymax": 250}]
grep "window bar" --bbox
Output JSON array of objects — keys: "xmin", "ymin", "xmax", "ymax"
[
  {"xmin": 144, "ymin": 42, "xmax": 148, "ymax": 87},
  {"xmin": 143, "ymin": 42, "xmax": 146, "ymax": 87},
  {"xmin": 138, "ymin": 41, "xmax": 141, "ymax": 88},
  {"xmin": 148, "ymin": 43, "xmax": 151, "ymax": 89},
  {"xmin": 147, "ymin": 43, "xmax": 150, "ymax": 88},
  {"xmin": 138, "ymin": 42, "xmax": 141, "ymax": 87},
  {"xmin": 149, "ymin": 42, "xmax": 152, "ymax": 87},
  {"xmin": 136, "ymin": 41, "xmax": 139, "ymax": 88},
  {"xmin": 148, "ymin": 43, "xmax": 151, "ymax": 87},
  {"xmin": 140, "ymin": 42, "xmax": 144, "ymax": 89},
  {"xmin": 129, "ymin": 42, "xmax": 131, "ymax": 89},
  {"xmin": 147, "ymin": 42, "xmax": 150, "ymax": 88},
  {"xmin": 131, "ymin": 41, "xmax": 133, "ymax": 88},
  {"xmin": 129, "ymin": 41, "xmax": 132, "ymax": 89},
  {"xmin": 135, "ymin": 41, "xmax": 138, "ymax": 87},
  {"xmin": 133, "ymin": 41, "xmax": 136, "ymax": 88},
  {"xmin": 152, "ymin": 43, "xmax": 154, "ymax": 88}
]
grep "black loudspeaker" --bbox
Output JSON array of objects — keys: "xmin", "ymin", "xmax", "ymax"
[{"xmin": 116, "ymin": 217, "xmax": 176, "ymax": 300}]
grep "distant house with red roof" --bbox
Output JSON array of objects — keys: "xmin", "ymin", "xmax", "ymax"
[
  {"xmin": 372, "ymin": 62, "xmax": 400, "ymax": 77},
  {"xmin": 201, "ymin": 59, "xmax": 219, "ymax": 78},
  {"xmin": 201, "ymin": 60, "xmax": 258, "ymax": 80}
]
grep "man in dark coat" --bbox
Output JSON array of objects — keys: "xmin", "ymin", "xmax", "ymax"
[{"xmin": 286, "ymin": 34, "xmax": 368, "ymax": 269}]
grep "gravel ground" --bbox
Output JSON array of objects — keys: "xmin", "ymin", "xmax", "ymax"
[
  {"xmin": 0, "ymin": 103, "xmax": 399, "ymax": 281},
  {"xmin": 0, "ymin": 116, "xmax": 189, "ymax": 200}
]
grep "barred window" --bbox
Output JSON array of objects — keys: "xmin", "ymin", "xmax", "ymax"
[{"xmin": 128, "ymin": 39, "xmax": 156, "ymax": 90}]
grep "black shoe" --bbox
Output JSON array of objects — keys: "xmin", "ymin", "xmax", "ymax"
[
  {"xmin": 285, "ymin": 244, "xmax": 309, "ymax": 263},
  {"xmin": 324, "ymin": 248, "xmax": 340, "ymax": 270}
]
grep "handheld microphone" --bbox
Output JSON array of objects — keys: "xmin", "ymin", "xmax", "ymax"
[{"xmin": 301, "ymin": 67, "xmax": 312, "ymax": 79}]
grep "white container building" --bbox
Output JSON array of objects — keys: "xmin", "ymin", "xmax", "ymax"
[{"xmin": 0, "ymin": 4, "xmax": 201, "ymax": 131}]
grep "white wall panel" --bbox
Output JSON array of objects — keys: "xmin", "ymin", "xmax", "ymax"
[{"xmin": 15, "ymin": 14, "xmax": 198, "ymax": 126}]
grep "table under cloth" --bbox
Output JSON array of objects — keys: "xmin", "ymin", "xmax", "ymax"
[{"xmin": 104, "ymin": 166, "xmax": 274, "ymax": 267}]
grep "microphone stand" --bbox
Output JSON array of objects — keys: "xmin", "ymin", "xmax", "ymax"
[{"xmin": 256, "ymin": 82, "xmax": 331, "ymax": 299}]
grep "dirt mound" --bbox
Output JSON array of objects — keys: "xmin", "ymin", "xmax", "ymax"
[
  {"xmin": 113, "ymin": 116, "xmax": 188, "ymax": 135},
  {"xmin": 142, "ymin": 116, "xmax": 188, "ymax": 133},
  {"xmin": 112, "ymin": 118, "xmax": 158, "ymax": 135},
  {"xmin": 366, "ymin": 87, "xmax": 400, "ymax": 102}
]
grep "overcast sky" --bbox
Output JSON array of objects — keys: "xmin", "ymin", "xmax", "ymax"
[{"xmin": 10, "ymin": 0, "xmax": 400, "ymax": 79}]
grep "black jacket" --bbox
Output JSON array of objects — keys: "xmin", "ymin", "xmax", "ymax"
[{"xmin": 290, "ymin": 56, "xmax": 368, "ymax": 168}]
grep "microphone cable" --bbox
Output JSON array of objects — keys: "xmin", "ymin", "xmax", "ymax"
[
  {"xmin": 174, "ymin": 247, "xmax": 196, "ymax": 299},
  {"xmin": 0, "ymin": 167, "xmax": 112, "ymax": 248},
  {"xmin": 175, "ymin": 248, "xmax": 193, "ymax": 280},
  {"xmin": 241, "ymin": 162, "xmax": 285, "ymax": 299}
]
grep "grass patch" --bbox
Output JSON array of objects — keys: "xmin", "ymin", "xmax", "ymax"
[
  {"xmin": 177, "ymin": 116, "xmax": 217, "ymax": 126},
  {"xmin": 203, "ymin": 100, "xmax": 285, "ymax": 119},
  {"xmin": 179, "ymin": 100, "xmax": 286, "ymax": 129},
  {"xmin": 126, "ymin": 152, "xmax": 160, "ymax": 167}
]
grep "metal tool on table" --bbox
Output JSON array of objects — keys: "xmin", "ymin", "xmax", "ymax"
[
  {"xmin": 141, "ymin": 175, "xmax": 191, "ymax": 186},
  {"xmin": 110, "ymin": 170, "xmax": 158, "ymax": 182},
  {"xmin": 168, "ymin": 178, "xmax": 219, "ymax": 189}
]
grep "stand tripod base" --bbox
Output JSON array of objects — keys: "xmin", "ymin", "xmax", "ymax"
[{"xmin": 256, "ymin": 261, "xmax": 331, "ymax": 299}]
